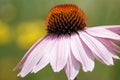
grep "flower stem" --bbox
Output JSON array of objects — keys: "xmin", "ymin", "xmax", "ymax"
[{"xmin": 74, "ymin": 77, "xmax": 77, "ymax": 80}]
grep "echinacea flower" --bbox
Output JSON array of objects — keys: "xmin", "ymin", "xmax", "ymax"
[{"xmin": 14, "ymin": 4, "xmax": 120, "ymax": 80}]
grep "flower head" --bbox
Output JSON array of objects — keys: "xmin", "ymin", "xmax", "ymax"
[
  {"xmin": 46, "ymin": 4, "xmax": 86, "ymax": 35},
  {"xmin": 14, "ymin": 4, "xmax": 120, "ymax": 80}
]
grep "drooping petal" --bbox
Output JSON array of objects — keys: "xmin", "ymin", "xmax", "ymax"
[
  {"xmin": 98, "ymin": 38, "xmax": 120, "ymax": 53},
  {"xmin": 65, "ymin": 53, "xmax": 80, "ymax": 80},
  {"xmin": 17, "ymin": 35, "xmax": 52, "ymax": 77},
  {"xmin": 31, "ymin": 54, "xmax": 50, "ymax": 73},
  {"xmin": 32, "ymin": 36, "xmax": 56, "ymax": 73},
  {"xmin": 97, "ymin": 38, "xmax": 120, "ymax": 59},
  {"xmin": 86, "ymin": 27, "xmax": 120, "ymax": 41},
  {"xmin": 14, "ymin": 35, "xmax": 48, "ymax": 70},
  {"xmin": 89, "ymin": 25, "xmax": 120, "ymax": 34},
  {"xmin": 71, "ymin": 33, "xmax": 94, "ymax": 72},
  {"xmin": 80, "ymin": 32, "xmax": 114, "ymax": 65},
  {"xmin": 50, "ymin": 36, "xmax": 70, "ymax": 72},
  {"xmin": 102, "ymin": 25, "xmax": 120, "ymax": 34}
]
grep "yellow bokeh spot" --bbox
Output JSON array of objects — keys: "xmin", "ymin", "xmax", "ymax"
[
  {"xmin": 16, "ymin": 20, "xmax": 46, "ymax": 49},
  {"xmin": 0, "ymin": 20, "xmax": 11, "ymax": 45}
]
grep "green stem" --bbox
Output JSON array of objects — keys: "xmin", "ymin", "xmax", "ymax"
[{"xmin": 74, "ymin": 77, "xmax": 77, "ymax": 80}]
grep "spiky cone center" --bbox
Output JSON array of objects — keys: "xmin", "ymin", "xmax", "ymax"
[{"xmin": 46, "ymin": 4, "xmax": 87, "ymax": 35}]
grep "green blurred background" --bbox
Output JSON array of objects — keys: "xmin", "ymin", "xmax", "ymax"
[{"xmin": 0, "ymin": 0, "xmax": 120, "ymax": 80}]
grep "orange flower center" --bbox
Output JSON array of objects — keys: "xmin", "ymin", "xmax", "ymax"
[{"xmin": 46, "ymin": 4, "xmax": 87, "ymax": 35}]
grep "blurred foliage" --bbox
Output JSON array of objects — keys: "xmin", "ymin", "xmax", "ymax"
[{"xmin": 0, "ymin": 0, "xmax": 120, "ymax": 80}]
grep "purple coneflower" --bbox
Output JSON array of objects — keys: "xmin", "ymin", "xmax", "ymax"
[{"xmin": 14, "ymin": 4, "xmax": 120, "ymax": 80}]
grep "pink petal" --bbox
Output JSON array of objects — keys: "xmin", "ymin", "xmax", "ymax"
[
  {"xmin": 50, "ymin": 36, "xmax": 70, "ymax": 72},
  {"xmin": 86, "ymin": 27, "xmax": 120, "ymax": 41},
  {"xmin": 97, "ymin": 38, "xmax": 120, "ymax": 59},
  {"xmin": 71, "ymin": 34, "xmax": 94, "ymax": 72},
  {"xmin": 14, "ymin": 36, "xmax": 48, "ymax": 70},
  {"xmin": 32, "ymin": 36, "xmax": 56, "ymax": 73},
  {"xmin": 98, "ymin": 38, "xmax": 120, "ymax": 53},
  {"xmin": 17, "ymin": 35, "xmax": 52, "ymax": 77},
  {"xmin": 65, "ymin": 53, "xmax": 80, "ymax": 80},
  {"xmin": 80, "ymin": 32, "xmax": 114, "ymax": 65},
  {"xmin": 102, "ymin": 25, "xmax": 120, "ymax": 34},
  {"xmin": 31, "ymin": 54, "xmax": 50, "ymax": 73}
]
